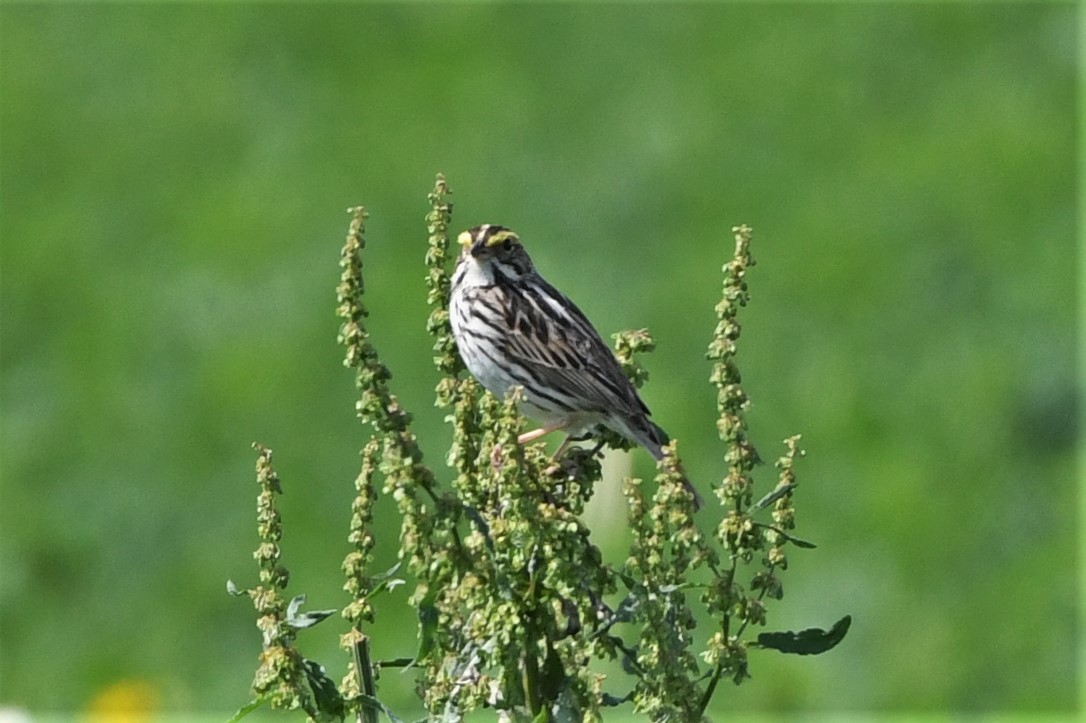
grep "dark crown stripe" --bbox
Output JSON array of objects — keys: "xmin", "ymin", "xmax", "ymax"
[{"xmin": 472, "ymin": 224, "xmax": 518, "ymax": 247}]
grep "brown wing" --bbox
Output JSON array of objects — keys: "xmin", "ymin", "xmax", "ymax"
[{"xmin": 501, "ymin": 275, "xmax": 651, "ymax": 419}]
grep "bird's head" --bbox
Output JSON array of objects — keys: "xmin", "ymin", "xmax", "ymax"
[{"xmin": 457, "ymin": 224, "xmax": 534, "ymax": 280}]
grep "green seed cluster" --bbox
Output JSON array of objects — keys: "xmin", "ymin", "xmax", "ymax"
[
  {"xmin": 248, "ymin": 444, "xmax": 320, "ymax": 716},
  {"xmin": 697, "ymin": 226, "xmax": 807, "ymax": 697},
  {"xmin": 623, "ymin": 445, "xmax": 712, "ymax": 720},
  {"xmin": 416, "ymin": 178, "xmax": 618, "ymax": 718},
  {"xmin": 237, "ymin": 187, "xmax": 821, "ymax": 722},
  {"xmin": 336, "ymin": 205, "xmax": 462, "ymax": 715}
]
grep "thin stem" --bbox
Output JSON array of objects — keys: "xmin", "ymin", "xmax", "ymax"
[
  {"xmin": 352, "ymin": 633, "xmax": 378, "ymax": 723},
  {"xmin": 698, "ymin": 664, "xmax": 723, "ymax": 717},
  {"xmin": 522, "ymin": 625, "xmax": 542, "ymax": 716},
  {"xmin": 697, "ymin": 556, "xmax": 737, "ymax": 717}
]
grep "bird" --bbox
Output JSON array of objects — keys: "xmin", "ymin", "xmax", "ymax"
[{"xmin": 449, "ymin": 224, "xmax": 701, "ymax": 508}]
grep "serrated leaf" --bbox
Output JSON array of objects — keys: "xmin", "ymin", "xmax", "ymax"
[
  {"xmin": 227, "ymin": 697, "xmax": 267, "ymax": 722},
  {"xmin": 756, "ymin": 614, "xmax": 851, "ymax": 655}
]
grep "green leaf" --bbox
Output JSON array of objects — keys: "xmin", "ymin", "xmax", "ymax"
[
  {"xmin": 752, "ymin": 482, "xmax": 797, "ymax": 512},
  {"xmin": 226, "ymin": 579, "xmax": 248, "ymax": 597},
  {"xmin": 540, "ymin": 645, "xmax": 566, "ymax": 702},
  {"xmin": 408, "ymin": 587, "xmax": 440, "ymax": 668},
  {"xmin": 601, "ymin": 692, "xmax": 632, "ymax": 707},
  {"xmin": 615, "ymin": 569, "xmax": 638, "ymax": 590},
  {"xmin": 370, "ymin": 575, "xmax": 406, "ymax": 597},
  {"xmin": 462, "ymin": 504, "xmax": 494, "ymax": 550},
  {"xmin": 303, "ymin": 658, "xmax": 345, "ymax": 719},
  {"xmin": 753, "ymin": 522, "xmax": 817, "ymax": 549},
  {"xmin": 597, "ymin": 593, "xmax": 639, "ymax": 634},
  {"xmin": 371, "ymin": 561, "xmax": 403, "ymax": 581},
  {"xmin": 786, "ymin": 535, "xmax": 818, "ymax": 549},
  {"xmin": 285, "ymin": 594, "xmax": 337, "ymax": 629},
  {"xmin": 756, "ymin": 615, "xmax": 851, "ymax": 655},
  {"xmin": 227, "ymin": 697, "xmax": 267, "ymax": 722},
  {"xmin": 367, "ymin": 561, "xmax": 407, "ymax": 597},
  {"xmin": 289, "ymin": 607, "xmax": 338, "ymax": 629}
]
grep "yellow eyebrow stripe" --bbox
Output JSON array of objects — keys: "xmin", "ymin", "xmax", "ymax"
[{"xmin": 485, "ymin": 229, "xmax": 518, "ymax": 247}]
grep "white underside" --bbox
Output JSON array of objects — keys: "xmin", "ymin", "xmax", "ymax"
[{"xmin": 450, "ymin": 253, "xmax": 645, "ymax": 447}]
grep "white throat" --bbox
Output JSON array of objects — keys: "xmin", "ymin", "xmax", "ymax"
[{"xmin": 456, "ymin": 256, "xmax": 496, "ymax": 289}]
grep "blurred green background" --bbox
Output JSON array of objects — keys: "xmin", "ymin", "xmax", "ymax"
[{"xmin": 0, "ymin": 3, "xmax": 1078, "ymax": 719}]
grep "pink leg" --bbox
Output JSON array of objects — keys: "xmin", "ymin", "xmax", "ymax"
[{"xmin": 518, "ymin": 419, "xmax": 568, "ymax": 445}]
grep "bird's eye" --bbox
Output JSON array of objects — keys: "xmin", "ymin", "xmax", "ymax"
[{"xmin": 501, "ymin": 239, "xmax": 512, "ymax": 251}]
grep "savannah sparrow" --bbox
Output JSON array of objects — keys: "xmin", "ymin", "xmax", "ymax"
[{"xmin": 449, "ymin": 224, "xmax": 701, "ymax": 508}]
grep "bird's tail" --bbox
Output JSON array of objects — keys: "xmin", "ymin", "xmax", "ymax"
[{"xmin": 640, "ymin": 419, "xmax": 703, "ymax": 511}]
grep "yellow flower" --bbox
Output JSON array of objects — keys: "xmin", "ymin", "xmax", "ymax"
[{"xmin": 84, "ymin": 679, "xmax": 157, "ymax": 723}]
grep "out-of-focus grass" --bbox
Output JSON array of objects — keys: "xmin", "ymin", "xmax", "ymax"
[{"xmin": 0, "ymin": 3, "xmax": 1076, "ymax": 718}]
